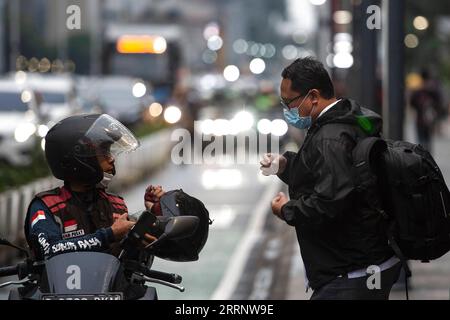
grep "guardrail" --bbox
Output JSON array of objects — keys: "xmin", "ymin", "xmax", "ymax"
[{"xmin": 0, "ymin": 129, "xmax": 174, "ymax": 252}]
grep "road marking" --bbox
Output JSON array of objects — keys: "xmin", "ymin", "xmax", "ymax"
[{"xmin": 211, "ymin": 178, "xmax": 282, "ymax": 300}]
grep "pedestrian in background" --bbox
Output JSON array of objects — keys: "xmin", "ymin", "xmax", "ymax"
[{"xmin": 409, "ymin": 69, "xmax": 444, "ymax": 153}]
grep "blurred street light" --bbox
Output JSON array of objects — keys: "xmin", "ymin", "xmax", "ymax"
[
  {"xmin": 14, "ymin": 123, "xmax": 36, "ymax": 143},
  {"xmin": 207, "ymin": 35, "xmax": 223, "ymax": 51},
  {"xmin": 203, "ymin": 22, "xmax": 220, "ymax": 40},
  {"xmin": 38, "ymin": 125, "xmax": 49, "ymax": 138},
  {"xmin": 28, "ymin": 58, "xmax": 39, "ymax": 72},
  {"xmin": 333, "ymin": 10, "xmax": 352, "ymax": 24},
  {"xmin": 164, "ymin": 106, "xmax": 182, "ymax": 124},
  {"xmin": 231, "ymin": 111, "xmax": 254, "ymax": 133},
  {"xmin": 149, "ymin": 102, "xmax": 163, "ymax": 117},
  {"xmin": 333, "ymin": 52, "xmax": 354, "ymax": 68},
  {"xmin": 282, "ymin": 45, "xmax": 298, "ymax": 60},
  {"xmin": 51, "ymin": 60, "xmax": 64, "ymax": 73},
  {"xmin": 292, "ymin": 30, "xmax": 308, "ymax": 44},
  {"xmin": 404, "ymin": 34, "xmax": 419, "ymax": 48},
  {"xmin": 413, "ymin": 16, "xmax": 429, "ymax": 31},
  {"xmin": 257, "ymin": 119, "xmax": 272, "ymax": 135},
  {"xmin": 21, "ymin": 90, "xmax": 32, "ymax": 103},
  {"xmin": 38, "ymin": 58, "xmax": 51, "ymax": 73},
  {"xmin": 309, "ymin": 0, "xmax": 327, "ymax": 5},
  {"xmin": 262, "ymin": 44, "xmax": 276, "ymax": 58},
  {"xmin": 15, "ymin": 71, "xmax": 27, "ymax": 84},
  {"xmin": 132, "ymin": 82, "xmax": 146, "ymax": 97},
  {"xmin": 223, "ymin": 65, "xmax": 240, "ymax": 82},
  {"xmin": 249, "ymin": 58, "xmax": 266, "ymax": 75},
  {"xmin": 202, "ymin": 50, "xmax": 218, "ymax": 64},
  {"xmin": 271, "ymin": 119, "xmax": 288, "ymax": 136},
  {"xmin": 334, "ymin": 41, "xmax": 353, "ymax": 53},
  {"xmin": 233, "ymin": 39, "xmax": 248, "ymax": 54}
]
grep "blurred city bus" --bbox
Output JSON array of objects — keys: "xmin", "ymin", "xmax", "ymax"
[{"xmin": 103, "ymin": 23, "xmax": 183, "ymax": 106}]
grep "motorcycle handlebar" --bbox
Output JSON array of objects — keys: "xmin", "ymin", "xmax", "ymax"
[
  {"xmin": 143, "ymin": 269, "xmax": 182, "ymax": 284},
  {"xmin": 0, "ymin": 265, "xmax": 18, "ymax": 277}
]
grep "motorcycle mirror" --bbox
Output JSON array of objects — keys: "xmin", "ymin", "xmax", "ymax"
[
  {"xmin": 164, "ymin": 216, "xmax": 199, "ymax": 240},
  {"xmin": 144, "ymin": 216, "xmax": 199, "ymax": 251}
]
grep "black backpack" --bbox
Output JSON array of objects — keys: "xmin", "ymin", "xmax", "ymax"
[{"xmin": 353, "ymin": 137, "xmax": 450, "ymax": 269}]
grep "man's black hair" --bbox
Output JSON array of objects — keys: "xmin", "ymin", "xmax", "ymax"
[{"xmin": 281, "ymin": 57, "xmax": 335, "ymax": 99}]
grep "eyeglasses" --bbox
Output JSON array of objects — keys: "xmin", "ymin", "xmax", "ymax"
[{"xmin": 280, "ymin": 94, "xmax": 302, "ymax": 110}]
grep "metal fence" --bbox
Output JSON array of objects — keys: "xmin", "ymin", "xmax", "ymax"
[{"xmin": 0, "ymin": 129, "xmax": 173, "ymax": 245}]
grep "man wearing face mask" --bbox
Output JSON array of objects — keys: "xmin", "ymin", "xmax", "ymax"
[
  {"xmin": 260, "ymin": 57, "xmax": 401, "ymax": 300},
  {"xmin": 24, "ymin": 114, "xmax": 157, "ymax": 260}
]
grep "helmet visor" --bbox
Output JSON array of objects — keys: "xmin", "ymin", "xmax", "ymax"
[{"xmin": 74, "ymin": 114, "xmax": 140, "ymax": 157}]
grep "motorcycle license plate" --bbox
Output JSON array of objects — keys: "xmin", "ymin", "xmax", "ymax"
[{"xmin": 41, "ymin": 293, "xmax": 123, "ymax": 300}]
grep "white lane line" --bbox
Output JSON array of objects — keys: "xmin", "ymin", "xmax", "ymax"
[{"xmin": 210, "ymin": 178, "xmax": 283, "ymax": 300}]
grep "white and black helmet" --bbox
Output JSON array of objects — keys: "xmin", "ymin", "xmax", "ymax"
[{"xmin": 44, "ymin": 114, "xmax": 139, "ymax": 184}]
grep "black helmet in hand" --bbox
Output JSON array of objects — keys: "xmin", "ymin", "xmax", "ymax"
[
  {"xmin": 153, "ymin": 189, "xmax": 212, "ymax": 262},
  {"xmin": 44, "ymin": 114, "xmax": 140, "ymax": 184}
]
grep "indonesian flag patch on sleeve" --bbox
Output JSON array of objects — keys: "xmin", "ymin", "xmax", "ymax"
[
  {"xmin": 64, "ymin": 219, "xmax": 78, "ymax": 232},
  {"xmin": 31, "ymin": 210, "xmax": 46, "ymax": 228}
]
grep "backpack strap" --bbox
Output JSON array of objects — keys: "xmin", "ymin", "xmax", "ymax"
[
  {"xmin": 352, "ymin": 137, "xmax": 389, "ymax": 218},
  {"xmin": 352, "ymin": 137, "xmax": 412, "ymax": 299}
]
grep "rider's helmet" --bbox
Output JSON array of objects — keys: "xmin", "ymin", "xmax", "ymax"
[
  {"xmin": 153, "ymin": 189, "xmax": 212, "ymax": 262},
  {"xmin": 44, "ymin": 114, "xmax": 140, "ymax": 184}
]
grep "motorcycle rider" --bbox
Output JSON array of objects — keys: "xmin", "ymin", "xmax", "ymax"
[{"xmin": 24, "ymin": 114, "xmax": 160, "ymax": 260}]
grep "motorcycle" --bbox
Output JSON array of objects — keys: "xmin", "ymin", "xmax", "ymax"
[{"xmin": 0, "ymin": 212, "xmax": 199, "ymax": 300}]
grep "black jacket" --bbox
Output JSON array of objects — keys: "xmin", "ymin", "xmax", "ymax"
[{"xmin": 278, "ymin": 99, "xmax": 393, "ymax": 290}]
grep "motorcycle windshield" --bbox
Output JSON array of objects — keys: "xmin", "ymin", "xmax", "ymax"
[{"xmin": 44, "ymin": 252, "xmax": 121, "ymax": 294}]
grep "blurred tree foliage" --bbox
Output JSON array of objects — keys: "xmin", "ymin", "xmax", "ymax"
[{"xmin": 0, "ymin": 140, "xmax": 50, "ymax": 193}]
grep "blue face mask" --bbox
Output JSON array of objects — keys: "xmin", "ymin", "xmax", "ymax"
[{"xmin": 283, "ymin": 91, "xmax": 314, "ymax": 130}]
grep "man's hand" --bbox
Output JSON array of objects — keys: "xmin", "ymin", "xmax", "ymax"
[
  {"xmin": 271, "ymin": 192, "xmax": 289, "ymax": 220},
  {"xmin": 111, "ymin": 213, "xmax": 135, "ymax": 241},
  {"xmin": 144, "ymin": 185, "xmax": 166, "ymax": 210},
  {"xmin": 142, "ymin": 233, "xmax": 157, "ymax": 247},
  {"xmin": 260, "ymin": 153, "xmax": 287, "ymax": 176}
]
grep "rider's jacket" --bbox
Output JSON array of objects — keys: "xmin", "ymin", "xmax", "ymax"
[{"xmin": 24, "ymin": 185, "xmax": 128, "ymax": 260}]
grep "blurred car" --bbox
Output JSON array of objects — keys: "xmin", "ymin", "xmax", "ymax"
[
  {"xmin": 0, "ymin": 79, "xmax": 40, "ymax": 166},
  {"xmin": 75, "ymin": 76, "xmax": 106, "ymax": 114},
  {"xmin": 88, "ymin": 76, "xmax": 153, "ymax": 127},
  {"xmin": 25, "ymin": 74, "xmax": 81, "ymax": 125}
]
